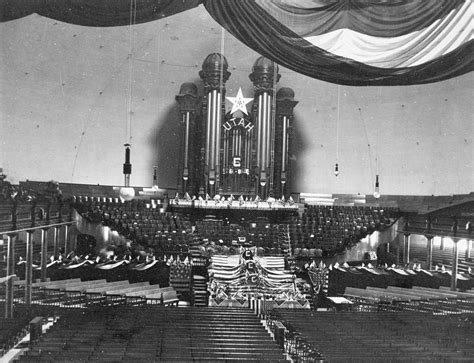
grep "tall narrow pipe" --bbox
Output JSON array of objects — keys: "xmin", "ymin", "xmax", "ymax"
[
  {"xmin": 256, "ymin": 96, "xmax": 263, "ymax": 170},
  {"xmin": 262, "ymin": 93, "xmax": 268, "ymax": 170},
  {"xmin": 210, "ymin": 90, "xmax": 217, "ymax": 171},
  {"xmin": 205, "ymin": 95, "xmax": 212, "ymax": 168},
  {"xmin": 216, "ymin": 91, "xmax": 223, "ymax": 186},
  {"xmin": 282, "ymin": 116, "xmax": 288, "ymax": 173},
  {"xmin": 223, "ymin": 130, "xmax": 228, "ymax": 174},
  {"xmin": 184, "ymin": 113, "xmax": 190, "ymax": 171}
]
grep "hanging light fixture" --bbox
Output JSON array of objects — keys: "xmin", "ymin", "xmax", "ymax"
[
  {"xmin": 153, "ymin": 166, "xmax": 158, "ymax": 186},
  {"xmin": 373, "ymin": 174, "xmax": 380, "ymax": 199},
  {"xmin": 334, "ymin": 86, "xmax": 341, "ymax": 178}
]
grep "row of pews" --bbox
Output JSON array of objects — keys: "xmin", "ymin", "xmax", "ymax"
[
  {"xmin": 15, "ymin": 306, "xmax": 288, "ymax": 362},
  {"xmin": 270, "ymin": 309, "xmax": 474, "ymax": 362},
  {"xmin": 343, "ymin": 285, "xmax": 474, "ymax": 314},
  {"xmin": 11, "ymin": 278, "xmax": 179, "ymax": 307},
  {"xmin": 0, "ymin": 303, "xmax": 74, "ymax": 358},
  {"xmin": 0, "ymin": 317, "xmax": 30, "ymax": 357}
]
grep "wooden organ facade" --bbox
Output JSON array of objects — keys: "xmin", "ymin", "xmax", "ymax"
[{"xmin": 175, "ymin": 53, "xmax": 298, "ymax": 199}]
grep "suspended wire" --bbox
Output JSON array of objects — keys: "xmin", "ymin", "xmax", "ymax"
[
  {"xmin": 336, "ymin": 85, "xmax": 341, "ymax": 161},
  {"xmin": 154, "ymin": 18, "xmax": 163, "ymax": 170},
  {"xmin": 71, "ymin": 55, "xmax": 132, "ymax": 181},
  {"xmin": 332, "ymin": 85, "xmax": 341, "ymax": 177},
  {"xmin": 347, "ymin": 88, "xmax": 375, "ymax": 189},
  {"xmin": 126, "ymin": 0, "xmax": 137, "ymax": 144}
]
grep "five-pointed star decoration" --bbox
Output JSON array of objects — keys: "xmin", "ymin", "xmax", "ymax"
[{"xmin": 226, "ymin": 88, "xmax": 253, "ymax": 115}]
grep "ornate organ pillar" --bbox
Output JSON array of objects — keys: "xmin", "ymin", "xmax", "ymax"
[
  {"xmin": 175, "ymin": 82, "xmax": 199, "ymax": 194},
  {"xmin": 199, "ymin": 53, "xmax": 230, "ymax": 195},
  {"xmin": 249, "ymin": 57, "xmax": 280, "ymax": 198},
  {"xmin": 275, "ymin": 88, "xmax": 298, "ymax": 198}
]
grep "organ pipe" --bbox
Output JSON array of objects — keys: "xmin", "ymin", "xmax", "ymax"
[
  {"xmin": 183, "ymin": 113, "xmax": 190, "ymax": 180},
  {"xmin": 216, "ymin": 91, "xmax": 223, "ymax": 184},
  {"xmin": 281, "ymin": 116, "xmax": 288, "ymax": 175}
]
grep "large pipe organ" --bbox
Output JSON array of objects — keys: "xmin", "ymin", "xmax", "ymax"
[{"xmin": 175, "ymin": 53, "xmax": 297, "ymax": 199}]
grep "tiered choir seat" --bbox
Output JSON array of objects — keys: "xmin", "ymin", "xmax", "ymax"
[{"xmin": 290, "ymin": 205, "xmax": 399, "ymax": 257}]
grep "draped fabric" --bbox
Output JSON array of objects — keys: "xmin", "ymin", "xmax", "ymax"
[
  {"xmin": 204, "ymin": 0, "xmax": 474, "ymax": 85},
  {"xmin": 0, "ymin": 0, "xmax": 201, "ymax": 26},
  {"xmin": 1, "ymin": 0, "xmax": 472, "ymax": 85}
]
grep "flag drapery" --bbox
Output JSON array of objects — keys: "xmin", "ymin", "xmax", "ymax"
[
  {"xmin": 1, "ymin": 0, "xmax": 472, "ymax": 85},
  {"xmin": 204, "ymin": 0, "xmax": 473, "ymax": 85}
]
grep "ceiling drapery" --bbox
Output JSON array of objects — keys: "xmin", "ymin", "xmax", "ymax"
[
  {"xmin": 0, "ymin": 0, "xmax": 201, "ymax": 26},
  {"xmin": 203, "ymin": 0, "xmax": 473, "ymax": 85},
  {"xmin": 1, "ymin": 0, "xmax": 472, "ymax": 86}
]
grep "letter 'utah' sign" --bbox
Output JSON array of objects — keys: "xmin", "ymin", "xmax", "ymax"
[{"xmin": 222, "ymin": 117, "xmax": 254, "ymax": 132}]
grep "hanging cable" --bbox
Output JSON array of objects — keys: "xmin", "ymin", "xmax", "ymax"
[
  {"xmin": 334, "ymin": 85, "xmax": 341, "ymax": 176},
  {"xmin": 346, "ymin": 88, "xmax": 374, "ymax": 189},
  {"xmin": 126, "ymin": 0, "xmax": 137, "ymax": 145},
  {"xmin": 374, "ymin": 156, "xmax": 381, "ymax": 198},
  {"xmin": 154, "ymin": 23, "xmax": 163, "ymax": 184}
]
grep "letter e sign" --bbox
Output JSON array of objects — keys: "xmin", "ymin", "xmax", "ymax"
[{"xmin": 233, "ymin": 157, "xmax": 241, "ymax": 168}]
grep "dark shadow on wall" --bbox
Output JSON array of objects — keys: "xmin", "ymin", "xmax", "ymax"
[
  {"xmin": 288, "ymin": 110, "xmax": 306, "ymax": 195},
  {"xmin": 149, "ymin": 77, "xmax": 203, "ymax": 192},
  {"xmin": 148, "ymin": 78, "xmax": 306, "ymax": 196},
  {"xmin": 149, "ymin": 103, "xmax": 181, "ymax": 191}
]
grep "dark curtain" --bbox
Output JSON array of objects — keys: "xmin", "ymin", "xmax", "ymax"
[{"xmin": 0, "ymin": 0, "xmax": 202, "ymax": 26}]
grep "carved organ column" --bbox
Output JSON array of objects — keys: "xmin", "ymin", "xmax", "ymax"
[
  {"xmin": 199, "ymin": 53, "xmax": 230, "ymax": 195},
  {"xmin": 249, "ymin": 57, "xmax": 280, "ymax": 198}
]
